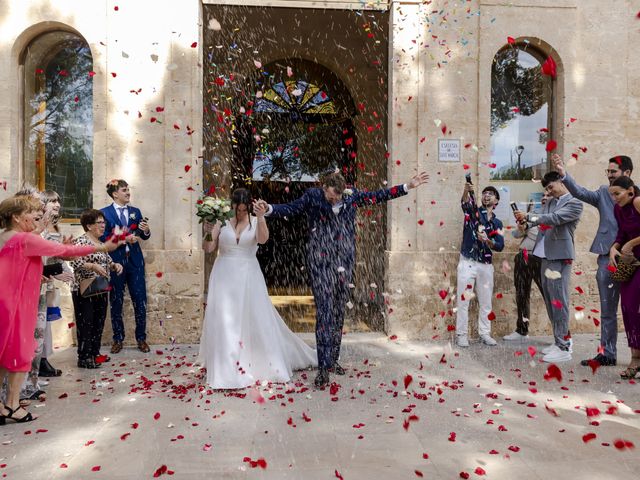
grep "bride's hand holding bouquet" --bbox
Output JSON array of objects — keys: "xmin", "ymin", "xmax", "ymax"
[{"xmin": 196, "ymin": 195, "xmax": 235, "ymax": 241}]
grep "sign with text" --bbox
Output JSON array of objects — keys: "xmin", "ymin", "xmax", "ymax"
[{"xmin": 438, "ymin": 139, "xmax": 461, "ymax": 162}]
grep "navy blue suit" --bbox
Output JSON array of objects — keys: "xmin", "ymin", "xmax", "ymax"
[
  {"xmin": 269, "ymin": 185, "xmax": 408, "ymax": 369},
  {"xmin": 100, "ymin": 204, "xmax": 150, "ymax": 343}
]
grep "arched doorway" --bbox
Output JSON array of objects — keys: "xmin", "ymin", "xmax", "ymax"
[{"xmin": 231, "ymin": 59, "xmax": 357, "ymax": 330}]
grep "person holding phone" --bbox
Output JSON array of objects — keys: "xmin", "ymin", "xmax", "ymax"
[
  {"xmin": 455, "ymin": 178, "xmax": 504, "ymax": 348},
  {"xmin": 100, "ymin": 180, "xmax": 151, "ymax": 354},
  {"xmin": 504, "ymin": 193, "xmax": 550, "ymax": 342}
]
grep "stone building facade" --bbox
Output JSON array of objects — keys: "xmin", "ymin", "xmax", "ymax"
[{"xmin": 0, "ymin": 0, "xmax": 636, "ymax": 347}]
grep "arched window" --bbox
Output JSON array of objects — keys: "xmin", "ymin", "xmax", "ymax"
[
  {"xmin": 22, "ymin": 31, "xmax": 93, "ymax": 218},
  {"xmin": 490, "ymin": 44, "xmax": 554, "ymax": 182}
]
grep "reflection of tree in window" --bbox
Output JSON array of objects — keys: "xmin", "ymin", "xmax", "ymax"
[
  {"xmin": 25, "ymin": 33, "xmax": 93, "ymax": 218},
  {"xmin": 490, "ymin": 47, "xmax": 552, "ymax": 181}
]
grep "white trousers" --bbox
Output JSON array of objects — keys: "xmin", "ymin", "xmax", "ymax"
[{"xmin": 455, "ymin": 257, "xmax": 494, "ymax": 336}]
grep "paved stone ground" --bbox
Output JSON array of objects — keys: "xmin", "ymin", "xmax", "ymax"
[{"xmin": 1, "ymin": 333, "xmax": 639, "ymax": 479}]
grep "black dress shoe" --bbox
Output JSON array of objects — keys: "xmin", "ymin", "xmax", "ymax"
[
  {"xmin": 331, "ymin": 363, "xmax": 346, "ymax": 375},
  {"xmin": 137, "ymin": 340, "xmax": 151, "ymax": 353},
  {"xmin": 39, "ymin": 358, "xmax": 62, "ymax": 377},
  {"xmin": 111, "ymin": 342, "xmax": 123, "ymax": 354},
  {"xmin": 77, "ymin": 358, "xmax": 99, "ymax": 369},
  {"xmin": 580, "ymin": 354, "xmax": 616, "ymax": 367},
  {"xmin": 314, "ymin": 369, "xmax": 330, "ymax": 388}
]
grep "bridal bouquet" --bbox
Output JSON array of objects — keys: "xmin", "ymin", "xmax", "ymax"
[{"xmin": 196, "ymin": 196, "xmax": 234, "ymax": 240}]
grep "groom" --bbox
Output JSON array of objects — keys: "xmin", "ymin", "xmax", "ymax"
[{"xmin": 262, "ymin": 170, "xmax": 429, "ymax": 387}]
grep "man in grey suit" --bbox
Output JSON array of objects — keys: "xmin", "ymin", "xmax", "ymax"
[
  {"xmin": 516, "ymin": 171, "xmax": 583, "ymax": 363},
  {"xmin": 553, "ymin": 153, "xmax": 633, "ymax": 368}
]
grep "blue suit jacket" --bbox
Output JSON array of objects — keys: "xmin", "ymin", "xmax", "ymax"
[
  {"xmin": 100, "ymin": 204, "xmax": 150, "ymax": 268},
  {"xmin": 268, "ymin": 185, "xmax": 408, "ymax": 272},
  {"xmin": 562, "ymin": 173, "xmax": 618, "ymax": 255}
]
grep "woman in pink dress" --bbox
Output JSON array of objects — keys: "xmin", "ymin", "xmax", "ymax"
[{"xmin": 0, "ymin": 196, "xmax": 119, "ymax": 423}]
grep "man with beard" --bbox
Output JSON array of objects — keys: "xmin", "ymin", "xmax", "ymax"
[
  {"xmin": 455, "ymin": 182, "xmax": 504, "ymax": 348},
  {"xmin": 553, "ymin": 153, "xmax": 633, "ymax": 368}
]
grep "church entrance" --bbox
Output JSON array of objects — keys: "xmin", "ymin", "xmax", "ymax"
[{"xmin": 202, "ymin": 5, "xmax": 390, "ymax": 332}]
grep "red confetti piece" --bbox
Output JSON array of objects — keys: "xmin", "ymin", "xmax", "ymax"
[
  {"xmin": 415, "ymin": 471, "xmax": 424, "ymax": 477},
  {"xmin": 546, "ymin": 140, "xmax": 558, "ymax": 152},
  {"xmin": 582, "ymin": 433, "xmax": 597, "ymax": 443},
  {"xmin": 613, "ymin": 439, "xmax": 635, "ymax": 451},
  {"xmin": 495, "ymin": 293, "xmax": 503, "ymax": 299},
  {"xmin": 156, "ymin": 272, "xmax": 163, "ymax": 278},
  {"xmin": 543, "ymin": 364, "xmax": 563, "ymax": 382},
  {"xmin": 58, "ymin": 393, "xmax": 68, "ymax": 399},
  {"xmin": 111, "ymin": 72, "xmax": 117, "ymax": 77},
  {"xmin": 154, "ymin": 412, "xmax": 161, "ymax": 420},
  {"xmin": 586, "ymin": 407, "xmax": 600, "ymax": 418},
  {"xmin": 243, "ymin": 457, "xmax": 267, "ymax": 469},
  {"xmin": 551, "ymin": 299, "xmax": 563, "ymax": 309},
  {"xmin": 60, "ymin": 464, "xmax": 68, "ymax": 468},
  {"xmin": 131, "ymin": 422, "xmax": 139, "ymax": 429},
  {"xmin": 35, "ymin": 68, "xmax": 44, "ymax": 74},
  {"xmin": 541, "ymin": 56, "xmax": 557, "ymax": 78},
  {"xmin": 91, "ymin": 466, "xmax": 101, "ymax": 472},
  {"xmin": 120, "ymin": 433, "xmax": 130, "ymax": 441},
  {"xmin": 404, "ymin": 374, "xmax": 413, "ymax": 390},
  {"xmin": 487, "ymin": 311, "xmax": 496, "ymax": 321},
  {"xmin": 417, "ymin": 219, "xmax": 424, "ymax": 225},
  {"xmin": 459, "ymin": 472, "xmax": 470, "ymax": 479},
  {"xmin": 488, "ymin": 163, "xmax": 497, "ymax": 168},
  {"xmin": 335, "ymin": 470, "xmax": 344, "ymax": 480},
  {"xmin": 448, "ymin": 432, "xmax": 456, "ymax": 442},
  {"xmin": 438, "ymin": 290, "xmax": 448, "ymax": 300},
  {"xmin": 475, "ymin": 467, "xmax": 486, "ymax": 476},
  {"xmin": 190, "ymin": 42, "xmax": 198, "ymax": 48},
  {"xmin": 508, "ymin": 445, "xmax": 521, "ymax": 452},
  {"xmin": 507, "ymin": 36, "xmax": 515, "ymax": 44},
  {"xmin": 67, "ymin": 322, "xmax": 75, "ymax": 328},
  {"xmin": 447, "ymin": 324, "xmax": 455, "ymax": 331},
  {"xmin": 153, "ymin": 465, "xmax": 168, "ymax": 477},
  {"xmin": 114, "ymin": 6, "xmax": 119, "ymax": 11},
  {"xmin": 422, "ymin": 453, "xmax": 429, "ymax": 459}
]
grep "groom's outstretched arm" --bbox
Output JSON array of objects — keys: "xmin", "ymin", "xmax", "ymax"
[
  {"xmin": 267, "ymin": 190, "xmax": 311, "ymax": 218},
  {"xmin": 351, "ymin": 171, "xmax": 429, "ymax": 207}
]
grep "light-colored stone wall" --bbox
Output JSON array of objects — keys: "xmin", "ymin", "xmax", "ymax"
[
  {"xmin": 1, "ymin": 0, "xmax": 636, "ymax": 348},
  {"xmin": 0, "ymin": 0, "xmax": 205, "ymax": 347},
  {"xmin": 385, "ymin": 0, "xmax": 636, "ymax": 340}
]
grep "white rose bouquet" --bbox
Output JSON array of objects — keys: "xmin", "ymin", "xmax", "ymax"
[{"xmin": 196, "ymin": 196, "xmax": 234, "ymax": 240}]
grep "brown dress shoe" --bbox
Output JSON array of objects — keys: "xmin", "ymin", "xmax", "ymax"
[
  {"xmin": 137, "ymin": 340, "xmax": 150, "ymax": 353},
  {"xmin": 110, "ymin": 342, "xmax": 123, "ymax": 354}
]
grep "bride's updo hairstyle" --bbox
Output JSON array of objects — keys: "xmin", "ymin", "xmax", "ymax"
[{"xmin": 231, "ymin": 188, "xmax": 253, "ymax": 228}]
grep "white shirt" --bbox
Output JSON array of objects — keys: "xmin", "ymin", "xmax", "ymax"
[{"xmin": 112, "ymin": 202, "xmax": 129, "ymax": 225}]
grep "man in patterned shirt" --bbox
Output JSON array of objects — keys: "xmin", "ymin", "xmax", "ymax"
[{"xmin": 455, "ymin": 181, "xmax": 504, "ymax": 348}]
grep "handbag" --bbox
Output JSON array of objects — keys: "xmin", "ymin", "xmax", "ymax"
[
  {"xmin": 610, "ymin": 254, "xmax": 640, "ymax": 282},
  {"xmin": 79, "ymin": 275, "xmax": 110, "ymax": 297}
]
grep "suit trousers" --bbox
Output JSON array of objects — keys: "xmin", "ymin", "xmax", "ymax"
[
  {"xmin": 540, "ymin": 259, "xmax": 572, "ymax": 351},
  {"xmin": 456, "ymin": 257, "xmax": 494, "ymax": 337},
  {"xmin": 72, "ymin": 292, "xmax": 108, "ymax": 360},
  {"xmin": 596, "ymin": 254, "xmax": 620, "ymax": 359},
  {"xmin": 109, "ymin": 256, "xmax": 147, "ymax": 343},
  {"xmin": 310, "ymin": 263, "xmax": 350, "ymax": 370},
  {"xmin": 513, "ymin": 252, "xmax": 544, "ymax": 336}
]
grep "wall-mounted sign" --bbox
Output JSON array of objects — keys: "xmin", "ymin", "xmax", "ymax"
[{"xmin": 438, "ymin": 139, "xmax": 461, "ymax": 162}]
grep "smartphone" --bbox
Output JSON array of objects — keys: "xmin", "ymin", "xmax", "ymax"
[
  {"xmin": 509, "ymin": 201, "xmax": 519, "ymax": 214},
  {"xmin": 465, "ymin": 173, "xmax": 473, "ymax": 185}
]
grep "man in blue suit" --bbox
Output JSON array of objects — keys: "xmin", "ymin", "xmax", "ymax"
[
  {"xmin": 101, "ymin": 179, "xmax": 151, "ymax": 354},
  {"xmin": 262, "ymin": 170, "xmax": 429, "ymax": 387},
  {"xmin": 553, "ymin": 153, "xmax": 633, "ymax": 368}
]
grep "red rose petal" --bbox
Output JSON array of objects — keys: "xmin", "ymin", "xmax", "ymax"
[{"xmin": 582, "ymin": 432, "xmax": 597, "ymax": 443}]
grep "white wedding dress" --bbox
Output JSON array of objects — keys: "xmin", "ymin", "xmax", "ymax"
[{"xmin": 198, "ymin": 216, "xmax": 317, "ymax": 389}]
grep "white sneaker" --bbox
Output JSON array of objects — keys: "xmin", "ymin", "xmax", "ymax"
[
  {"xmin": 503, "ymin": 331, "xmax": 528, "ymax": 341},
  {"xmin": 480, "ymin": 335, "xmax": 497, "ymax": 346},
  {"xmin": 456, "ymin": 334, "xmax": 469, "ymax": 348},
  {"xmin": 542, "ymin": 346, "xmax": 572, "ymax": 363},
  {"xmin": 542, "ymin": 344, "xmax": 556, "ymax": 355}
]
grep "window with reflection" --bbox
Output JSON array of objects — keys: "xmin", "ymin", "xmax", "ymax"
[
  {"xmin": 490, "ymin": 46, "xmax": 553, "ymax": 181},
  {"xmin": 23, "ymin": 31, "xmax": 93, "ymax": 218}
]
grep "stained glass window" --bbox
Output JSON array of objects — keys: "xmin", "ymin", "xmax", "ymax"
[
  {"xmin": 255, "ymin": 80, "xmax": 336, "ymax": 115},
  {"xmin": 23, "ymin": 31, "xmax": 94, "ymax": 218}
]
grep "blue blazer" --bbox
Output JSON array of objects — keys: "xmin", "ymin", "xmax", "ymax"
[
  {"xmin": 100, "ymin": 204, "xmax": 150, "ymax": 268},
  {"xmin": 269, "ymin": 185, "xmax": 408, "ymax": 271}
]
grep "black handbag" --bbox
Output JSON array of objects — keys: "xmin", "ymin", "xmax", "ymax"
[{"xmin": 79, "ymin": 275, "xmax": 110, "ymax": 297}]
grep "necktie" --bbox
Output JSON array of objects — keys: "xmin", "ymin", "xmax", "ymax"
[{"xmin": 118, "ymin": 207, "xmax": 128, "ymax": 226}]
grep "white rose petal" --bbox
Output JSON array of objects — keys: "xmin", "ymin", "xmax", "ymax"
[{"xmin": 544, "ymin": 268, "xmax": 562, "ymax": 280}]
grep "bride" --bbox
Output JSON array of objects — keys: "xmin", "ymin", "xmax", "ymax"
[{"xmin": 197, "ymin": 188, "xmax": 317, "ymax": 389}]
